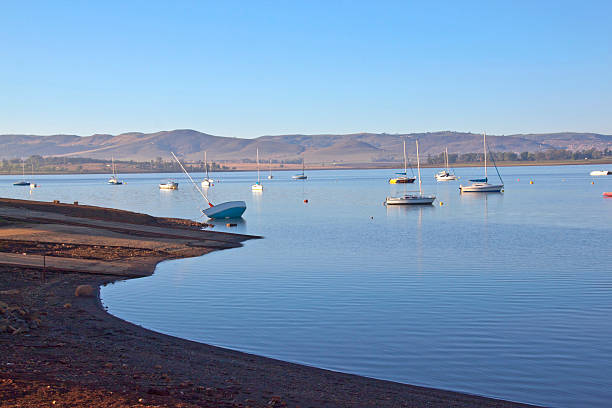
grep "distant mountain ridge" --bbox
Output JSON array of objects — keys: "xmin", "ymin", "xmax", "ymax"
[{"xmin": 1, "ymin": 130, "xmax": 611, "ymax": 162}]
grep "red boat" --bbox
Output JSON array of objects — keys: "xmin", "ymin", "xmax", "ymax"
[{"xmin": 603, "ymin": 192, "xmax": 612, "ymax": 197}]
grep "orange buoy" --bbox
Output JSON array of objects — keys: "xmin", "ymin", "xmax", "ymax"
[{"xmin": 304, "ymin": 199, "xmax": 308, "ymax": 203}]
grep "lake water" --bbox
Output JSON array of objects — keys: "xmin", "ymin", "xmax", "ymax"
[{"xmin": 2, "ymin": 165, "xmax": 612, "ymax": 407}]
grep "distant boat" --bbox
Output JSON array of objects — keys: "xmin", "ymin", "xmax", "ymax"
[
  {"xmin": 108, "ymin": 157, "xmax": 123, "ymax": 185},
  {"xmin": 267, "ymin": 159, "xmax": 274, "ymax": 179},
  {"xmin": 292, "ymin": 158, "xmax": 307, "ymax": 180},
  {"xmin": 159, "ymin": 181, "xmax": 179, "ymax": 190},
  {"xmin": 172, "ymin": 152, "xmax": 246, "ymax": 219},
  {"xmin": 201, "ymin": 151, "xmax": 214, "ymax": 188},
  {"xmin": 603, "ymin": 192, "xmax": 612, "ymax": 197},
  {"xmin": 252, "ymin": 147, "xmax": 264, "ymax": 191},
  {"xmin": 13, "ymin": 161, "xmax": 30, "ymax": 186},
  {"xmin": 459, "ymin": 132, "xmax": 504, "ymax": 193},
  {"xmin": 389, "ymin": 140, "xmax": 416, "ymax": 184},
  {"xmin": 386, "ymin": 140, "xmax": 435, "ymax": 205},
  {"xmin": 590, "ymin": 170, "xmax": 611, "ymax": 176},
  {"xmin": 435, "ymin": 147, "xmax": 457, "ymax": 181}
]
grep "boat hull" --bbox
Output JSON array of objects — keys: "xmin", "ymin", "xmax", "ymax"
[
  {"xmin": 292, "ymin": 175, "xmax": 307, "ymax": 180},
  {"xmin": 385, "ymin": 195, "xmax": 436, "ymax": 205},
  {"xmin": 203, "ymin": 201, "xmax": 247, "ymax": 219},
  {"xmin": 201, "ymin": 179, "xmax": 214, "ymax": 187},
  {"xmin": 389, "ymin": 177, "xmax": 416, "ymax": 184},
  {"xmin": 435, "ymin": 175, "xmax": 457, "ymax": 181},
  {"xmin": 13, "ymin": 181, "xmax": 30, "ymax": 186},
  {"xmin": 603, "ymin": 192, "xmax": 612, "ymax": 197},
  {"xmin": 590, "ymin": 170, "xmax": 611, "ymax": 176},
  {"xmin": 460, "ymin": 183, "xmax": 503, "ymax": 193},
  {"xmin": 159, "ymin": 182, "xmax": 178, "ymax": 190},
  {"xmin": 251, "ymin": 184, "xmax": 263, "ymax": 191}
]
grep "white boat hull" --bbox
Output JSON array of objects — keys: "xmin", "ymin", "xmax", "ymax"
[
  {"xmin": 435, "ymin": 174, "xmax": 457, "ymax": 181},
  {"xmin": 201, "ymin": 179, "xmax": 214, "ymax": 187},
  {"xmin": 203, "ymin": 201, "xmax": 247, "ymax": 219},
  {"xmin": 590, "ymin": 170, "xmax": 611, "ymax": 176},
  {"xmin": 251, "ymin": 183, "xmax": 263, "ymax": 191},
  {"xmin": 159, "ymin": 182, "xmax": 179, "ymax": 190},
  {"xmin": 460, "ymin": 183, "xmax": 503, "ymax": 193},
  {"xmin": 385, "ymin": 194, "xmax": 436, "ymax": 205},
  {"xmin": 292, "ymin": 175, "xmax": 307, "ymax": 180}
]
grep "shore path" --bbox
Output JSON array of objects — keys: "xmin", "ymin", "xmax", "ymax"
[{"xmin": 0, "ymin": 198, "xmax": 540, "ymax": 407}]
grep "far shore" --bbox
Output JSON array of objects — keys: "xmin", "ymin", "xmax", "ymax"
[
  {"xmin": 1, "ymin": 158, "xmax": 612, "ymax": 176},
  {"xmin": 1, "ymin": 198, "xmax": 541, "ymax": 407}
]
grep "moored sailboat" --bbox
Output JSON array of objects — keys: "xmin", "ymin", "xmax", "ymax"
[
  {"xmin": 292, "ymin": 158, "xmax": 307, "ymax": 180},
  {"xmin": 13, "ymin": 161, "xmax": 30, "ymax": 186},
  {"xmin": 252, "ymin": 147, "xmax": 264, "ymax": 191},
  {"xmin": 389, "ymin": 140, "xmax": 416, "ymax": 184},
  {"xmin": 459, "ymin": 132, "xmax": 503, "ymax": 193},
  {"xmin": 435, "ymin": 147, "xmax": 457, "ymax": 181},
  {"xmin": 108, "ymin": 157, "xmax": 123, "ymax": 185},
  {"xmin": 201, "ymin": 151, "xmax": 214, "ymax": 187},
  {"xmin": 386, "ymin": 140, "xmax": 435, "ymax": 205}
]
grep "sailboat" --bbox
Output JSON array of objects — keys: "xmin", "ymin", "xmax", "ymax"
[
  {"xmin": 252, "ymin": 147, "xmax": 264, "ymax": 191},
  {"xmin": 172, "ymin": 152, "xmax": 246, "ymax": 219},
  {"xmin": 108, "ymin": 157, "xmax": 123, "ymax": 185},
  {"xmin": 435, "ymin": 147, "xmax": 457, "ymax": 181},
  {"xmin": 386, "ymin": 140, "xmax": 435, "ymax": 205},
  {"xmin": 292, "ymin": 158, "xmax": 307, "ymax": 179},
  {"xmin": 389, "ymin": 140, "xmax": 416, "ymax": 184},
  {"xmin": 267, "ymin": 159, "xmax": 274, "ymax": 179},
  {"xmin": 459, "ymin": 132, "xmax": 504, "ymax": 193},
  {"xmin": 201, "ymin": 151, "xmax": 214, "ymax": 187},
  {"xmin": 13, "ymin": 161, "xmax": 30, "ymax": 186}
]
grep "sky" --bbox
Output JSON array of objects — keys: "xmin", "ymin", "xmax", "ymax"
[{"xmin": 1, "ymin": 0, "xmax": 611, "ymax": 138}]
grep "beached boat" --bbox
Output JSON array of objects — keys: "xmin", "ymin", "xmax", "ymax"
[
  {"xmin": 171, "ymin": 152, "xmax": 246, "ymax": 219},
  {"xmin": 159, "ymin": 181, "xmax": 179, "ymax": 190},
  {"xmin": 459, "ymin": 133, "xmax": 503, "ymax": 193},
  {"xmin": 252, "ymin": 147, "xmax": 264, "ymax": 191},
  {"xmin": 389, "ymin": 140, "xmax": 416, "ymax": 184},
  {"xmin": 13, "ymin": 161, "xmax": 30, "ymax": 186},
  {"xmin": 386, "ymin": 140, "xmax": 435, "ymax": 205},
  {"xmin": 201, "ymin": 151, "xmax": 214, "ymax": 188},
  {"xmin": 267, "ymin": 159, "xmax": 274, "ymax": 179},
  {"xmin": 590, "ymin": 170, "xmax": 611, "ymax": 176},
  {"xmin": 292, "ymin": 158, "xmax": 307, "ymax": 180},
  {"xmin": 435, "ymin": 147, "xmax": 457, "ymax": 181},
  {"xmin": 108, "ymin": 157, "xmax": 123, "ymax": 185}
]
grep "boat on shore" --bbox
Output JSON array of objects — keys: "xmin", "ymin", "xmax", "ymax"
[
  {"xmin": 159, "ymin": 181, "xmax": 179, "ymax": 190},
  {"xmin": 435, "ymin": 147, "xmax": 457, "ymax": 181},
  {"xmin": 590, "ymin": 170, "xmax": 611, "ymax": 176},
  {"xmin": 386, "ymin": 140, "xmax": 435, "ymax": 205},
  {"xmin": 460, "ymin": 132, "xmax": 503, "ymax": 193},
  {"xmin": 389, "ymin": 140, "xmax": 416, "ymax": 184},
  {"xmin": 172, "ymin": 152, "xmax": 246, "ymax": 219}
]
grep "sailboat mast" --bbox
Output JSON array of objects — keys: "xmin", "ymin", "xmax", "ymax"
[
  {"xmin": 416, "ymin": 140, "xmax": 423, "ymax": 195},
  {"xmin": 483, "ymin": 132, "xmax": 488, "ymax": 180},
  {"xmin": 403, "ymin": 140, "xmax": 407, "ymax": 175},
  {"xmin": 204, "ymin": 151, "xmax": 209, "ymax": 178},
  {"xmin": 445, "ymin": 147, "xmax": 449, "ymax": 171},
  {"xmin": 269, "ymin": 159, "xmax": 272, "ymax": 177},
  {"xmin": 256, "ymin": 147, "xmax": 260, "ymax": 182},
  {"xmin": 302, "ymin": 157, "xmax": 305, "ymax": 176}
]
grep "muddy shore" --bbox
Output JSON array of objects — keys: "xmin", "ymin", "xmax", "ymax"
[{"xmin": 1, "ymin": 199, "xmax": 539, "ymax": 407}]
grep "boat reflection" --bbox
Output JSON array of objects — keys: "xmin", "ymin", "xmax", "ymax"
[{"xmin": 206, "ymin": 217, "xmax": 247, "ymax": 233}]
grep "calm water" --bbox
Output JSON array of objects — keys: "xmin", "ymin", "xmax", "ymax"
[{"xmin": 3, "ymin": 165, "xmax": 611, "ymax": 407}]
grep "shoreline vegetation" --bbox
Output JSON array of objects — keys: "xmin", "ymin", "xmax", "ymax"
[
  {"xmin": 1, "ymin": 155, "xmax": 612, "ymax": 176},
  {"xmin": 0, "ymin": 198, "xmax": 539, "ymax": 407}
]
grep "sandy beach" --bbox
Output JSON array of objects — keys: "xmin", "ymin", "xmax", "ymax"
[{"xmin": 0, "ymin": 199, "xmax": 539, "ymax": 407}]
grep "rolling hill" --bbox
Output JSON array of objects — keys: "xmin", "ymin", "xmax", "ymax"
[{"xmin": 1, "ymin": 130, "xmax": 611, "ymax": 163}]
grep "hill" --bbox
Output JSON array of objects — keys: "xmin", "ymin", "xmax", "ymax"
[{"xmin": 1, "ymin": 130, "xmax": 611, "ymax": 163}]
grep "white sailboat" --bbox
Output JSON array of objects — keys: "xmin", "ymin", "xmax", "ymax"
[
  {"xmin": 292, "ymin": 158, "xmax": 307, "ymax": 179},
  {"xmin": 201, "ymin": 151, "xmax": 214, "ymax": 188},
  {"xmin": 267, "ymin": 159, "xmax": 274, "ymax": 179},
  {"xmin": 389, "ymin": 140, "xmax": 416, "ymax": 184},
  {"xmin": 252, "ymin": 147, "xmax": 264, "ymax": 191},
  {"xmin": 159, "ymin": 180, "xmax": 179, "ymax": 190},
  {"xmin": 459, "ymin": 132, "xmax": 503, "ymax": 193},
  {"xmin": 386, "ymin": 140, "xmax": 436, "ymax": 205},
  {"xmin": 108, "ymin": 157, "xmax": 123, "ymax": 185},
  {"xmin": 172, "ymin": 152, "xmax": 246, "ymax": 219},
  {"xmin": 435, "ymin": 147, "xmax": 457, "ymax": 181}
]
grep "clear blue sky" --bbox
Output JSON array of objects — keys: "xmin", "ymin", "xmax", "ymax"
[{"xmin": 1, "ymin": 0, "xmax": 610, "ymax": 137}]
